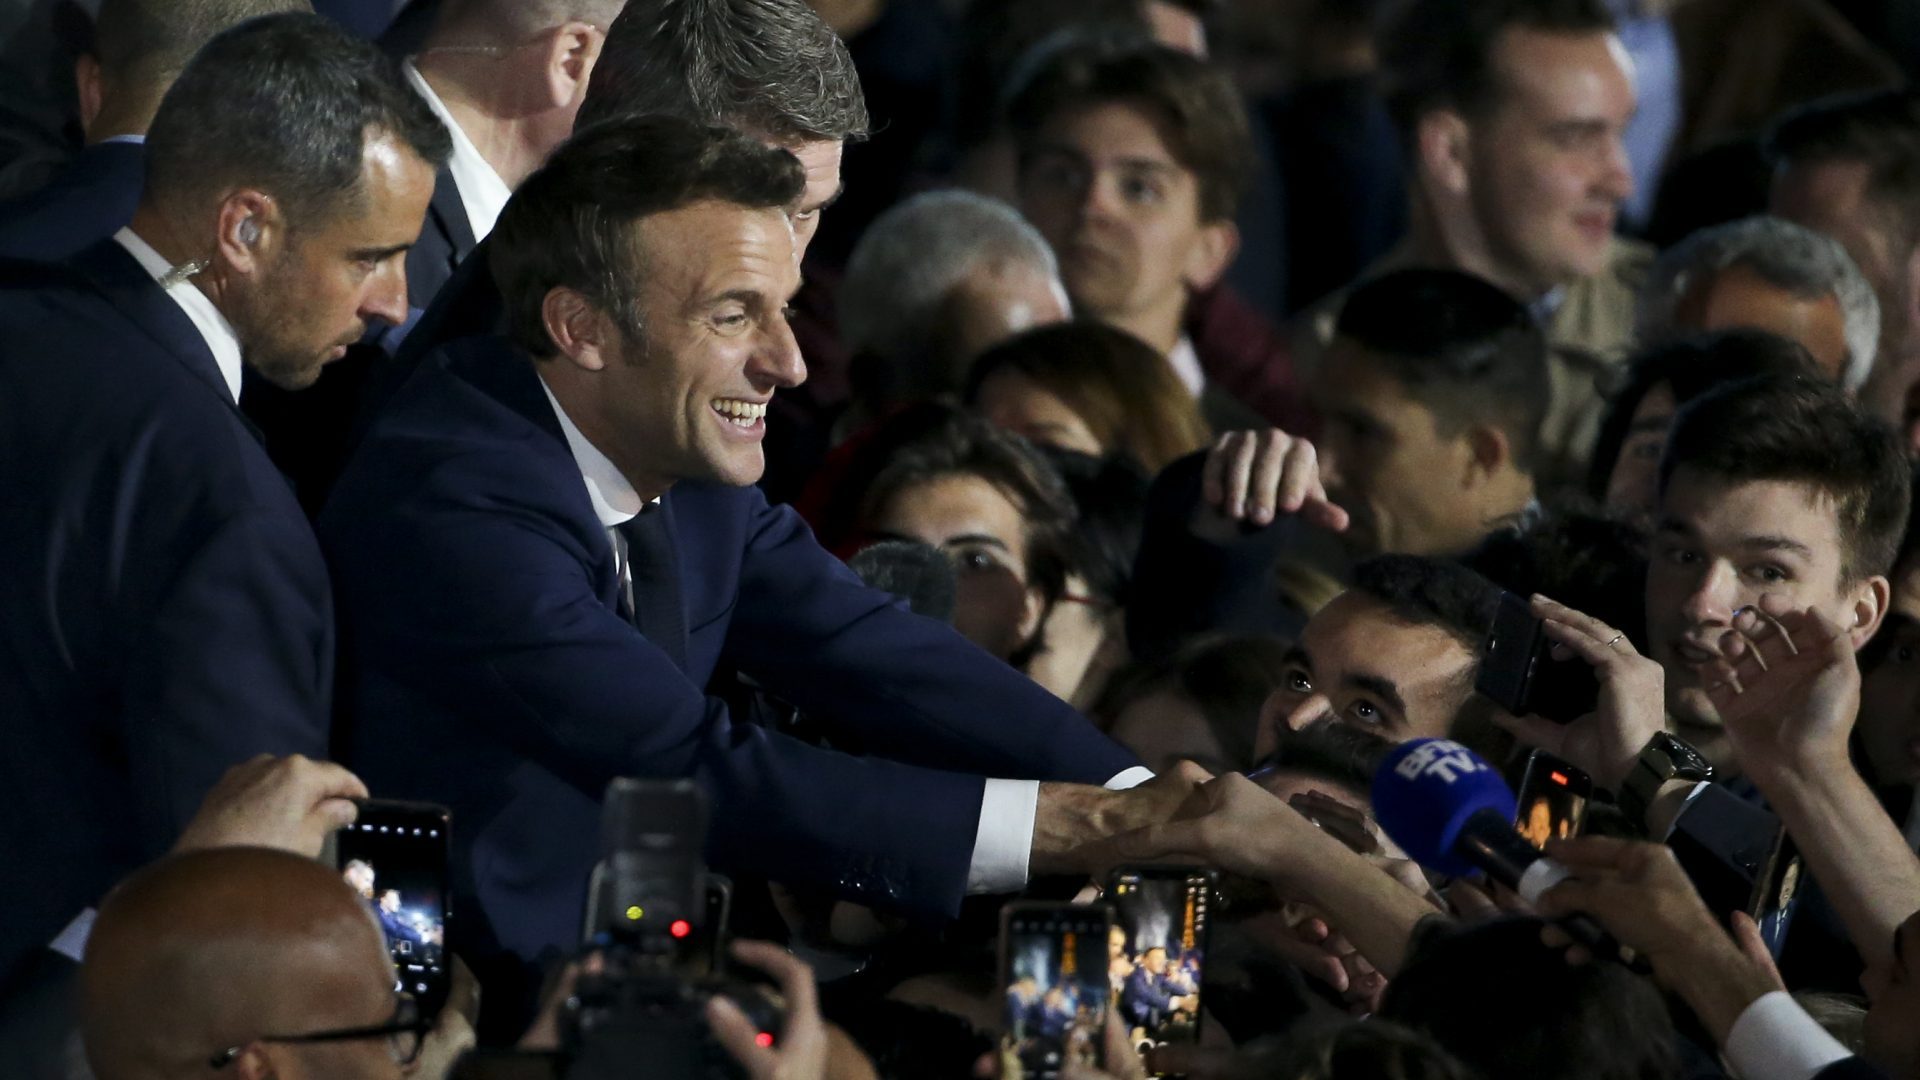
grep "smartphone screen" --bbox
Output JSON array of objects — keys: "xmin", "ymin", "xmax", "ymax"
[
  {"xmin": 336, "ymin": 800, "xmax": 451, "ymax": 1018},
  {"xmin": 1514, "ymin": 750, "xmax": 1592, "ymax": 849},
  {"xmin": 1107, "ymin": 868, "xmax": 1211, "ymax": 1074},
  {"xmin": 1000, "ymin": 903, "xmax": 1112, "ymax": 1080}
]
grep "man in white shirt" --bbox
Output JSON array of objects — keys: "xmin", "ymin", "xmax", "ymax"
[
  {"xmin": 399, "ymin": 0, "xmax": 624, "ymax": 311},
  {"xmin": 0, "ymin": 10, "xmax": 448, "ymax": 1016}
]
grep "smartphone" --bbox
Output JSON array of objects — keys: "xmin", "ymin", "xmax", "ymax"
[
  {"xmin": 1669, "ymin": 785, "xmax": 1803, "ymax": 958},
  {"xmin": 334, "ymin": 800, "xmax": 452, "ymax": 1019},
  {"xmin": 999, "ymin": 902, "xmax": 1113, "ymax": 1080},
  {"xmin": 1514, "ymin": 750, "xmax": 1592, "ymax": 849},
  {"xmin": 1476, "ymin": 591, "xmax": 1602, "ymax": 723},
  {"xmin": 1106, "ymin": 868, "xmax": 1213, "ymax": 1076}
]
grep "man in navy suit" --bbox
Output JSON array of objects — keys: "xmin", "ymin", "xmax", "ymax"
[
  {"xmin": 0, "ymin": 12, "xmax": 449, "ymax": 1005},
  {"xmin": 0, "ymin": 0, "xmax": 308, "ymax": 262},
  {"xmin": 393, "ymin": 0, "xmax": 623, "ymax": 319},
  {"xmin": 322, "ymin": 115, "xmax": 1171, "ymax": 1033}
]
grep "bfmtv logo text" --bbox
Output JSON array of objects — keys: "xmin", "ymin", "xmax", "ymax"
[{"xmin": 1394, "ymin": 740, "xmax": 1487, "ymax": 784}]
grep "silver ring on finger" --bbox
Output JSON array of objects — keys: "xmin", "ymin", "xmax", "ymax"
[{"xmin": 1605, "ymin": 633, "xmax": 1623, "ymax": 649}]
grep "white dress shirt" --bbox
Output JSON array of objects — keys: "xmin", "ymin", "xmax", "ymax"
[
  {"xmin": 113, "ymin": 227, "xmax": 243, "ymax": 404},
  {"xmin": 537, "ymin": 376, "xmax": 1153, "ymax": 894},
  {"xmin": 1167, "ymin": 335, "xmax": 1205, "ymax": 398},
  {"xmin": 403, "ymin": 61, "xmax": 513, "ymax": 242},
  {"xmin": 1723, "ymin": 991, "xmax": 1854, "ymax": 1080}
]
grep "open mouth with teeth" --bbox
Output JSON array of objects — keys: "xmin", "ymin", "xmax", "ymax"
[{"xmin": 712, "ymin": 398, "xmax": 768, "ymax": 429}]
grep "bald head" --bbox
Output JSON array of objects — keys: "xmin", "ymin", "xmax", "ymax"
[
  {"xmin": 81, "ymin": 848, "xmax": 396, "ymax": 1080},
  {"xmin": 84, "ymin": 0, "xmax": 312, "ymax": 139}
]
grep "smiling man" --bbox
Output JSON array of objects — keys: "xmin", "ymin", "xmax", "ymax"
[
  {"xmin": 1647, "ymin": 375, "xmax": 1909, "ymax": 768},
  {"xmin": 321, "ymin": 117, "xmax": 1167, "ymax": 1039},
  {"xmin": 1298, "ymin": 0, "xmax": 1645, "ymax": 492}
]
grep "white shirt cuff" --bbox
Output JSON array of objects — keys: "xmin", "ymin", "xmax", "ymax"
[
  {"xmin": 964, "ymin": 768, "xmax": 1157, "ymax": 894},
  {"xmin": 1723, "ymin": 991, "xmax": 1853, "ymax": 1080},
  {"xmin": 50, "ymin": 908, "xmax": 95, "ymax": 963},
  {"xmin": 968, "ymin": 779, "xmax": 1040, "ymax": 894}
]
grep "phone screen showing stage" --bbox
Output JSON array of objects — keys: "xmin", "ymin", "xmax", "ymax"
[
  {"xmin": 1109, "ymin": 868, "xmax": 1212, "ymax": 1074},
  {"xmin": 1001, "ymin": 904, "xmax": 1112, "ymax": 1080},
  {"xmin": 336, "ymin": 802, "xmax": 450, "ymax": 1017}
]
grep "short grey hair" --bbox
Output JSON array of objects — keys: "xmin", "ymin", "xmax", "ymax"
[
  {"xmin": 1638, "ymin": 215, "xmax": 1881, "ymax": 392},
  {"xmin": 431, "ymin": 0, "xmax": 629, "ymax": 43},
  {"xmin": 93, "ymin": 0, "xmax": 310, "ymax": 86},
  {"xmin": 576, "ymin": 0, "xmax": 867, "ymax": 143},
  {"xmin": 839, "ymin": 190, "xmax": 1060, "ymax": 365}
]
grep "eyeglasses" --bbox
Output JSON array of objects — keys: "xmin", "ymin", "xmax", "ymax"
[{"xmin": 209, "ymin": 993, "xmax": 429, "ymax": 1069}]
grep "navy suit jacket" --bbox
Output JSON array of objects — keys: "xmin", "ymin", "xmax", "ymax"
[
  {"xmin": 403, "ymin": 164, "xmax": 476, "ymax": 321},
  {"xmin": 0, "ymin": 140, "xmax": 144, "ymax": 262},
  {"xmin": 0, "ymin": 241, "xmax": 332, "ymax": 993},
  {"xmin": 320, "ymin": 335, "xmax": 1139, "ymax": 1020}
]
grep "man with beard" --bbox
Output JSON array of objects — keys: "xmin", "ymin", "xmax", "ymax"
[
  {"xmin": 1006, "ymin": 33, "xmax": 1313, "ymax": 434},
  {"xmin": 0, "ymin": 12, "xmax": 448, "ymax": 1002}
]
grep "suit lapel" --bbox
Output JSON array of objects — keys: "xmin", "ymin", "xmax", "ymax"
[
  {"xmin": 426, "ymin": 165, "xmax": 477, "ymax": 269},
  {"xmin": 67, "ymin": 240, "xmax": 232, "ymax": 402}
]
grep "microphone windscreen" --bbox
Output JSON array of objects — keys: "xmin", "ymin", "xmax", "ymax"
[
  {"xmin": 849, "ymin": 540, "xmax": 957, "ymax": 623},
  {"xmin": 1372, "ymin": 739, "xmax": 1518, "ymax": 877}
]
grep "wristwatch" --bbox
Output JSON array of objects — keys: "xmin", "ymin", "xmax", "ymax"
[{"xmin": 1617, "ymin": 731, "xmax": 1714, "ymax": 831}]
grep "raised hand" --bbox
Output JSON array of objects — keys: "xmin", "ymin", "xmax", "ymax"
[
  {"xmin": 171, "ymin": 753, "xmax": 367, "ymax": 858},
  {"xmin": 1694, "ymin": 595, "xmax": 1860, "ymax": 782},
  {"xmin": 1196, "ymin": 429, "xmax": 1349, "ymax": 535},
  {"xmin": 1494, "ymin": 595, "xmax": 1668, "ymax": 791}
]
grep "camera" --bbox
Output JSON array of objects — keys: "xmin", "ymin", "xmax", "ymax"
[{"xmin": 454, "ymin": 780, "xmax": 784, "ymax": 1080}]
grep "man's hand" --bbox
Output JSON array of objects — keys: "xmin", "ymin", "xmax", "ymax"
[
  {"xmin": 171, "ymin": 754, "xmax": 367, "ymax": 858},
  {"xmin": 1195, "ymin": 429, "xmax": 1348, "ymax": 536},
  {"xmin": 1494, "ymin": 595, "xmax": 1667, "ymax": 791},
  {"xmin": 1534, "ymin": 836, "xmax": 1780, "ymax": 1043},
  {"xmin": 1033, "ymin": 764, "xmax": 1212, "ymax": 877},
  {"xmin": 1696, "ymin": 595, "xmax": 1860, "ymax": 783},
  {"xmin": 708, "ymin": 941, "xmax": 828, "ymax": 1080},
  {"xmin": 1100, "ymin": 772, "xmax": 1310, "ymax": 882},
  {"xmin": 413, "ymin": 958, "xmax": 480, "ymax": 1079}
]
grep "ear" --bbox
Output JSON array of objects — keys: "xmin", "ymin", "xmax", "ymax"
[
  {"xmin": 1462, "ymin": 423, "xmax": 1513, "ymax": 488},
  {"xmin": 542, "ymin": 22, "xmax": 604, "ymax": 109},
  {"xmin": 1415, "ymin": 109, "xmax": 1473, "ymax": 198},
  {"xmin": 1179, "ymin": 219, "xmax": 1239, "ymax": 292},
  {"xmin": 233, "ymin": 1044, "xmax": 279, "ymax": 1080},
  {"xmin": 541, "ymin": 286, "xmax": 617, "ymax": 372},
  {"xmin": 212, "ymin": 190, "xmax": 280, "ymax": 277},
  {"xmin": 1846, "ymin": 575, "xmax": 1893, "ymax": 650},
  {"xmin": 73, "ymin": 54, "xmax": 104, "ymax": 137}
]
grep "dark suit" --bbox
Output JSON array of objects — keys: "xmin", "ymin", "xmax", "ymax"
[
  {"xmin": 0, "ymin": 241, "xmax": 332, "ymax": 994},
  {"xmin": 1815, "ymin": 1059, "xmax": 1891, "ymax": 1080},
  {"xmin": 403, "ymin": 164, "xmax": 477, "ymax": 321},
  {"xmin": 320, "ymin": 334, "xmax": 1139, "ymax": 1029},
  {"xmin": 0, "ymin": 140, "xmax": 144, "ymax": 262}
]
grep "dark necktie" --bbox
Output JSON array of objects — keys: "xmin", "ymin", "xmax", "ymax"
[{"xmin": 616, "ymin": 507, "xmax": 689, "ymax": 673}]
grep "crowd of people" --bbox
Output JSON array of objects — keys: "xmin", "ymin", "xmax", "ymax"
[{"xmin": 4, "ymin": 0, "xmax": 1920, "ymax": 1078}]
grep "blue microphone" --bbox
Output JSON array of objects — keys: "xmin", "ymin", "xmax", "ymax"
[{"xmin": 1373, "ymin": 740, "xmax": 1624, "ymax": 959}]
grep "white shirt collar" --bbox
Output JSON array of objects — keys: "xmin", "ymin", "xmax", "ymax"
[
  {"xmin": 96, "ymin": 134, "xmax": 144, "ymax": 146},
  {"xmin": 537, "ymin": 372, "xmax": 656, "ymax": 527},
  {"xmin": 1166, "ymin": 335, "xmax": 1206, "ymax": 397},
  {"xmin": 403, "ymin": 61, "xmax": 513, "ymax": 242},
  {"xmin": 112, "ymin": 226, "xmax": 244, "ymax": 403}
]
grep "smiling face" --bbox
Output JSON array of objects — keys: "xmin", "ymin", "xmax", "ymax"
[
  {"xmin": 567, "ymin": 200, "xmax": 805, "ymax": 497},
  {"xmin": 1645, "ymin": 470, "xmax": 1880, "ymax": 735},
  {"xmin": 1016, "ymin": 100, "xmax": 1230, "ymax": 340},
  {"xmin": 230, "ymin": 132, "xmax": 433, "ymax": 389},
  {"xmin": 1461, "ymin": 27, "xmax": 1635, "ymax": 294},
  {"xmin": 866, "ymin": 471, "xmax": 1046, "ymax": 661},
  {"xmin": 1253, "ymin": 590, "xmax": 1477, "ymax": 759}
]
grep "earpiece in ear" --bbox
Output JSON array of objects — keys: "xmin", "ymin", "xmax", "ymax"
[{"xmin": 236, "ymin": 218, "xmax": 260, "ymax": 248}]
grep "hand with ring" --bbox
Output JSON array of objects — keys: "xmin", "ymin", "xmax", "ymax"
[{"xmin": 1492, "ymin": 594, "xmax": 1669, "ymax": 791}]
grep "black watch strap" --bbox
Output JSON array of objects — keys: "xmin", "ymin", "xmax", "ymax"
[{"xmin": 1618, "ymin": 732, "xmax": 1714, "ymax": 830}]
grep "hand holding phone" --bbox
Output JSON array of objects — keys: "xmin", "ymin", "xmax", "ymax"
[{"xmin": 1485, "ymin": 594, "xmax": 1669, "ymax": 793}]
